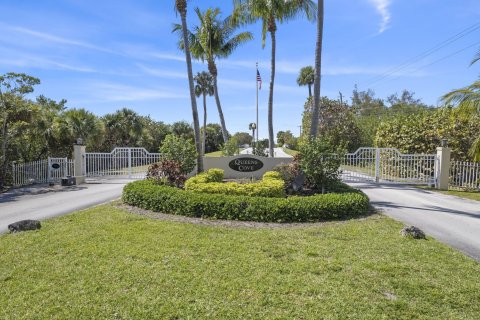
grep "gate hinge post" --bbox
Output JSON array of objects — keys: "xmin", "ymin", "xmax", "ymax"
[{"xmin": 375, "ymin": 148, "xmax": 380, "ymax": 183}]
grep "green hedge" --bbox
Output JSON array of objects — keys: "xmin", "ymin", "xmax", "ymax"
[
  {"xmin": 122, "ymin": 180, "xmax": 370, "ymax": 223},
  {"xmin": 184, "ymin": 169, "xmax": 286, "ymax": 198}
]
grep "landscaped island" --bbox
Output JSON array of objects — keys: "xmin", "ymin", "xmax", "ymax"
[{"xmin": 122, "ymin": 169, "xmax": 370, "ymax": 223}]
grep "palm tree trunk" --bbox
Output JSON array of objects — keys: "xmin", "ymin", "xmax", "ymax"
[
  {"xmin": 1, "ymin": 116, "xmax": 8, "ymax": 188},
  {"xmin": 208, "ymin": 60, "xmax": 228, "ymax": 143},
  {"xmin": 202, "ymin": 93, "xmax": 207, "ymax": 156},
  {"xmin": 310, "ymin": 0, "xmax": 324, "ymax": 138},
  {"xmin": 308, "ymin": 83, "xmax": 312, "ymax": 97},
  {"xmin": 268, "ymin": 29, "xmax": 276, "ymax": 158},
  {"xmin": 212, "ymin": 76, "xmax": 229, "ymax": 143},
  {"xmin": 179, "ymin": 8, "xmax": 204, "ymax": 173}
]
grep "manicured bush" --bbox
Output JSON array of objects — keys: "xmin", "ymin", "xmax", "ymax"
[
  {"xmin": 185, "ymin": 169, "xmax": 285, "ymax": 198},
  {"xmin": 122, "ymin": 180, "xmax": 370, "ymax": 223},
  {"xmin": 273, "ymin": 154, "xmax": 301, "ymax": 185},
  {"xmin": 146, "ymin": 159, "xmax": 186, "ymax": 187},
  {"xmin": 159, "ymin": 134, "xmax": 197, "ymax": 174},
  {"xmin": 300, "ymin": 138, "xmax": 344, "ymax": 193}
]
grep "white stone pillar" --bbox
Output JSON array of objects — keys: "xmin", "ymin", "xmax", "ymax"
[
  {"xmin": 73, "ymin": 144, "xmax": 86, "ymax": 184},
  {"xmin": 435, "ymin": 147, "xmax": 451, "ymax": 190}
]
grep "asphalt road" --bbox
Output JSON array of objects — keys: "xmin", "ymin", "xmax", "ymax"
[
  {"xmin": 0, "ymin": 181, "xmax": 126, "ymax": 233},
  {"xmin": 349, "ymin": 182, "xmax": 480, "ymax": 261}
]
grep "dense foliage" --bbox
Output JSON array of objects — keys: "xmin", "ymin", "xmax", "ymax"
[
  {"xmin": 185, "ymin": 169, "xmax": 285, "ymax": 198},
  {"xmin": 222, "ymin": 136, "xmax": 240, "ymax": 156},
  {"xmin": 146, "ymin": 160, "xmax": 186, "ymax": 188},
  {"xmin": 159, "ymin": 135, "xmax": 197, "ymax": 174},
  {"xmin": 376, "ymin": 107, "xmax": 480, "ymax": 160},
  {"xmin": 300, "ymin": 138, "xmax": 343, "ymax": 193},
  {"xmin": 122, "ymin": 179, "xmax": 370, "ymax": 223}
]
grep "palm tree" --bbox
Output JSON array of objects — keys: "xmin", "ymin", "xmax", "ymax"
[
  {"xmin": 310, "ymin": 0, "xmax": 324, "ymax": 138},
  {"xmin": 442, "ymin": 52, "xmax": 480, "ymax": 161},
  {"xmin": 194, "ymin": 71, "xmax": 214, "ymax": 156},
  {"xmin": 173, "ymin": 7, "xmax": 253, "ymax": 143},
  {"xmin": 174, "ymin": 0, "xmax": 203, "ymax": 173},
  {"xmin": 297, "ymin": 66, "xmax": 315, "ymax": 97},
  {"xmin": 233, "ymin": 0, "xmax": 317, "ymax": 157}
]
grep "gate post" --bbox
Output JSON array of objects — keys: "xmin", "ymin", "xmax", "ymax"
[
  {"xmin": 435, "ymin": 146, "xmax": 451, "ymax": 190},
  {"xmin": 73, "ymin": 142, "xmax": 86, "ymax": 184},
  {"xmin": 375, "ymin": 148, "xmax": 380, "ymax": 183},
  {"xmin": 127, "ymin": 148, "xmax": 132, "ymax": 179}
]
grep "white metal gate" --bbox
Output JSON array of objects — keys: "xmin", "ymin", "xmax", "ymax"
[
  {"xmin": 12, "ymin": 157, "xmax": 74, "ymax": 187},
  {"xmin": 341, "ymin": 147, "xmax": 436, "ymax": 185},
  {"xmin": 85, "ymin": 147, "xmax": 161, "ymax": 180}
]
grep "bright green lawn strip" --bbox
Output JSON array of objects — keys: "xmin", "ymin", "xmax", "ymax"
[
  {"xmin": 1, "ymin": 205, "xmax": 480, "ymax": 319},
  {"xmin": 204, "ymin": 150, "xmax": 223, "ymax": 157},
  {"xmin": 282, "ymin": 147, "xmax": 299, "ymax": 156},
  {"xmin": 417, "ymin": 186, "xmax": 480, "ymax": 202}
]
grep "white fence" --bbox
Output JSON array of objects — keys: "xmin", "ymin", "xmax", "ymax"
[
  {"xmin": 12, "ymin": 157, "xmax": 74, "ymax": 187},
  {"xmin": 85, "ymin": 147, "xmax": 161, "ymax": 179},
  {"xmin": 450, "ymin": 161, "xmax": 480, "ymax": 190},
  {"xmin": 341, "ymin": 147, "xmax": 436, "ymax": 185}
]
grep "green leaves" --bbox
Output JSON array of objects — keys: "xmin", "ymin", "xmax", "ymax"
[
  {"xmin": 122, "ymin": 179, "xmax": 369, "ymax": 223},
  {"xmin": 160, "ymin": 134, "xmax": 197, "ymax": 174}
]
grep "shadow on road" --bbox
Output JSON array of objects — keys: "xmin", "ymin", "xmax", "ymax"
[{"xmin": 0, "ymin": 185, "xmax": 88, "ymax": 204}]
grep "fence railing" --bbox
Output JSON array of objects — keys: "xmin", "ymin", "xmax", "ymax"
[
  {"xmin": 450, "ymin": 161, "xmax": 480, "ymax": 190},
  {"xmin": 85, "ymin": 147, "xmax": 161, "ymax": 179},
  {"xmin": 12, "ymin": 158, "xmax": 74, "ymax": 187}
]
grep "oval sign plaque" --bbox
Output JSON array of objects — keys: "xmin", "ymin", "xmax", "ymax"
[
  {"xmin": 51, "ymin": 163, "xmax": 61, "ymax": 170},
  {"xmin": 228, "ymin": 157, "xmax": 264, "ymax": 172}
]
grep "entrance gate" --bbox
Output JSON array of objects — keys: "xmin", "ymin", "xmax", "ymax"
[
  {"xmin": 341, "ymin": 147, "xmax": 437, "ymax": 185},
  {"xmin": 85, "ymin": 147, "xmax": 161, "ymax": 180}
]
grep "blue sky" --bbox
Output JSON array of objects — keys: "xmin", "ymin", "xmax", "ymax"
[{"xmin": 1, "ymin": 0, "xmax": 479, "ymax": 138}]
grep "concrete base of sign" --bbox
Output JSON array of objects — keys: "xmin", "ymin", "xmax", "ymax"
[{"xmin": 203, "ymin": 155, "xmax": 292, "ymax": 179}]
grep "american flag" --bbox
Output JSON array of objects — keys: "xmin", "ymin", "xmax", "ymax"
[{"xmin": 256, "ymin": 69, "xmax": 262, "ymax": 90}]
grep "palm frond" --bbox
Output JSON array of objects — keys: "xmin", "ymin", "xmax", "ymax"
[
  {"xmin": 219, "ymin": 32, "xmax": 254, "ymax": 57},
  {"xmin": 470, "ymin": 49, "xmax": 480, "ymax": 66},
  {"xmin": 441, "ymin": 80, "xmax": 480, "ymax": 111},
  {"xmin": 469, "ymin": 136, "xmax": 480, "ymax": 161}
]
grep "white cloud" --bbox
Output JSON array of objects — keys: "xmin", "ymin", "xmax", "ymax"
[
  {"xmin": 84, "ymin": 82, "xmax": 187, "ymax": 102},
  {"xmin": 2, "ymin": 24, "xmax": 114, "ymax": 53},
  {"xmin": 368, "ymin": 0, "xmax": 392, "ymax": 33},
  {"xmin": 136, "ymin": 63, "xmax": 187, "ymax": 79}
]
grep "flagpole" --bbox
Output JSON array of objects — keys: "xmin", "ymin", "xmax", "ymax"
[{"xmin": 256, "ymin": 62, "xmax": 259, "ymax": 146}]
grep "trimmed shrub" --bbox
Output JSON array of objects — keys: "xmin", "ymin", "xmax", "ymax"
[
  {"xmin": 300, "ymin": 138, "xmax": 344, "ymax": 193},
  {"xmin": 122, "ymin": 180, "xmax": 370, "ymax": 223},
  {"xmin": 273, "ymin": 154, "xmax": 301, "ymax": 185},
  {"xmin": 185, "ymin": 169, "xmax": 285, "ymax": 198},
  {"xmin": 146, "ymin": 160, "xmax": 186, "ymax": 187},
  {"xmin": 159, "ymin": 134, "xmax": 197, "ymax": 174}
]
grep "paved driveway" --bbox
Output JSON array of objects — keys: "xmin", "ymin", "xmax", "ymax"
[
  {"xmin": 349, "ymin": 182, "xmax": 480, "ymax": 261},
  {"xmin": 241, "ymin": 147, "xmax": 292, "ymax": 158},
  {"xmin": 0, "ymin": 181, "xmax": 127, "ymax": 233}
]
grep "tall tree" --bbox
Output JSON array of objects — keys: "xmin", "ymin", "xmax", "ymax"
[
  {"xmin": 297, "ymin": 66, "xmax": 315, "ymax": 97},
  {"xmin": 309, "ymin": 0, "xmax": 323, "ymax": 138},
  {"xmin": 54, "ymin": 108, "xmax": 105, "ymax": 153},
  {"xmin": 174, "ymin": 0, "xmax": 203, "ymax": 173},
  {"xmin": 174, "ymin": 7, "xmax": 253, "ymax": 143},
  {"xmin": 194, "ymin": 71, "xmax": 215, "ymax": 155},
  {"xmin": 234, "ymin": 0, "xmax": 317, "ymax": 156},
  {"xmin": 0, "ymin": 73, "xmax": 40, "ymax": 187},
  {"xmin": 102, "ymin": 108, "xmax": 143, "ymax": 150},
  {"xmin": 442, "ymin": 52, "xmax": 480, "ymax": 161}
]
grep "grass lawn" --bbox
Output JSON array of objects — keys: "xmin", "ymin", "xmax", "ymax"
[
  {"xmin": 441, "ymin": 189, "xmax": 480, "ymax": 201},
  {"xmin": 417, "ymin": 186, "xmax": 480, "ymax": 202},
  {"xmin": 205, "ymin": 150, "xmax": 224, "ymax": 157},
  {"xmin": 1, "ymin": 205, "xmax": 480, "ymax": 319},
  {"xmin": 282, "ymin": 147, "xmax": 299, "ymax": 156}
]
